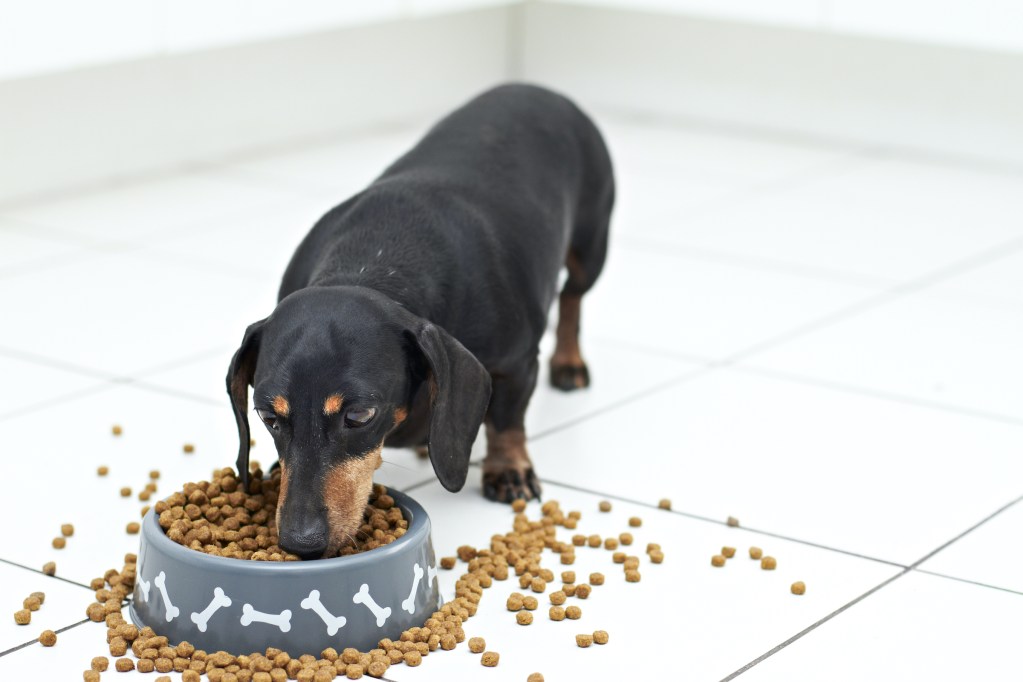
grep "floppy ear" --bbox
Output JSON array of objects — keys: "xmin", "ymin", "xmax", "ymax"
[
  {"xmin": 405, "ymin": 323, "xmax": 491, "ymax": 492},
  {"xmin": 226, "ymin": 319, "xmax": 265, "ymax": 487}
]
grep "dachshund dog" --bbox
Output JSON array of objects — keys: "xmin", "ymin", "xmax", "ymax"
[{"xmin": 226, "ymin": 83, "xmax": 614, "ymax": 559}]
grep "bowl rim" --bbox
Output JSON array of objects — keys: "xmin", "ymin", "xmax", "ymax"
[{"xmin": 140, "ymin": 485, "xmax": 431, "ymax": 574}]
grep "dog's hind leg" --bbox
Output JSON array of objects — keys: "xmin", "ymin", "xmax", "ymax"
[{"xmin": 483, "ymin": 358, "xmax": 542, "ymax": 502}]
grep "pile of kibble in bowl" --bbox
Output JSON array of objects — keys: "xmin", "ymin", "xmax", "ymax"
[{"xmin": 156, "ymin": 467, "xmax": 407, "ymax": 561}]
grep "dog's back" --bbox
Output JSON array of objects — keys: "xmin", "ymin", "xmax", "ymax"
[{"xmin": 280, "ymin": 83, "xmax": 614, "ymax": 369}]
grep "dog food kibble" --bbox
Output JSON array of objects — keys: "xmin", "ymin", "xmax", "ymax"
[
  {"xmin": 658, "ymin": 498, "xmax": 671, "ymax": 510},
  {"xmin": 52, "ymin": 537, "xmax": 66, "ymax": 549},
  {"xmin": 565, "ymin": 605, "xmax": 582, "ymax": 619},
  {"xmin": 625, "ymin": 569, "xmax": 641, "ymax": 582},
  {"xmin": 522, "ymin": 596, "xmax": 538, "ymax": 610},
  {"xmin": 136, "ymin": 659, "xmax": 155, "ymax": 673},
  {"xmin": 119, "ymin": 487, "xmax": 131, "ymax": 497},
  {"xmin": 761, "ymin": 556, "xmax": 777, "ymax": 570},
  {"xmin": 589, "ymin": 572, "xmax": 604, "ymax": 586},
  {"xmin": 575, "ymin": 583, "xmax": 592, "ymax": 599},
  {"xmin": 14, "ymin": 609, "xmax": 30, "ymax": 624},
  {"xmin": 603, "ymin": 538, "xmax": 619, "ymax": 551},
  {"xmin": 549, "ymin": 590, "xmax": 566, "ymax": 605},
  {"xmin": 516, "ymin": 610, "xmax": 533, "ymax": 625},
  {"xmin": 560, "ymin": 552, "xmax": 575, "ymax": 565},
  {"xmin": 628, "ymin": 517, "xmax": 642, "ymax": 527},
  {"xmin": 749, "ymin": 547, "xmax": 763, "ymax": 560},
  {"xmin": 23, "ymin": 595, "xmax": 42, "ymax": 611},
  {"xmin": 561, "ymin": 571, "xmax": 575, "ymax": 583},
  {"xmin": 646, "ymin": 542, "xmax": 660, "ymax": 553},
  {"xmin": 528, "ymin": 674, "xmax": 544, "ymax": 682},
  {"xmin": 619, "ymin": 532, "xmax": 633, "ymax": 546},
  {"xmin": 623, "ymin": 556, "xmax": 640, "ymax": 570},
  {"xmin": 126, "ymin": 522, "xmax": 140, "ymax": 534},
  {"xmin": 549, "ymin": 606, "xmax": 566, "ymax": 621},
  {"xmin": 722, "ymin": 546, "xmax": 736, "ymax": 559},
  {"xmin": 791, "ymin": 581, "xmax": 806, "ymax": 595},
  {"xmin": 612, "ymin": 552, "xmax": 626, "ymax": 564},
  {"xmin": 649, "ymin": 550, "xmax": 664, "ymax": 564},
  {"xmin": 115, "ymin": 658, "xmax": 134, "ymax": 672},
  {"xmin": 711, "ymin": 554, "xmax": 726, "ymax": 567},
  {"xmin": 512, "ymin": 499, "xmax": 527, "ymax": 512},
  {"xmin": 97, "ymin": 466, "xmax": 109, "ymax": 476},
  {"xmin": 61, "ymin": 523, "xmax": 75, "ymax": 537},
  {"xmin": 84, "ymin": 672, "xmax": 100, "ymax": 682},
  {"xmin": 30, "ymin": 591, "xmax": 45, "ymax": 604},
  {"xmin": 42, "ymin": 561, "xmax": 55, "ymax": 576},
  {"xmin": 507, "ymin": 593, "xmax": 524, "ymax": 611},
  {"xmin": 440, "ymin": 557, "xmax": 457, "ymax": 569},
  {"xmin": 587, "ymin": 534, "xmax": 601, "ymax": 548},
  {"xmin": 111, "ymin": 425, "xmax": 122, "ymax": 436},
  {"xmin": 481, "ymin": 652, "xmax": 500, "ymax": 667},
  {"xmin": 183, "ymin": 444, "xmax": 195, "ymax": 454},
  {"xmin": 593, "ymin": 630, "xmax": 609, "ymax": 645},
  {"xmin": 39, "ymin": 629, "xmax": 57, "ymax": 646},
  {"xmin": 598, "ymin": 500, "xmax": 611, "ymax": 512},
  {"xmin": 571, "ymin": 534, "xmax": 586, "ymax": 547},
  {"xmin": 530, "ymin": 576, "xmax": 546, "ymax": 593},
  {"xmin": 149, "ymin": 470, "xmax": 160, "ymax": 480},
  {"xmin": 91, "ymin": 657, "xmax": 109, "ymax": 672},
  {"xmin": 727, "ymin": 516, "xmax": 740, "ymax": 527},
  {"xmin": 575, "ymin": 634, "xmax": 593, "ymax": 648},
  {"xmin": 468, "ymin": 637, "xmax": 486, "ymax": 653}
]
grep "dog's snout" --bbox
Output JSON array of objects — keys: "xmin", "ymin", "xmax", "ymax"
[{"xmin": 279, "ymin": 518, "xmax": 329, "ymax": 560}]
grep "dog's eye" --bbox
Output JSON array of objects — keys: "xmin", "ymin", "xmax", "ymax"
[
  {"xmin": 344, "ymin": 406, "xmax": 376, "ymax": 428},
  {"xmin": 255, "ymin": 408, "xmax": 278, "ymax": 430}
]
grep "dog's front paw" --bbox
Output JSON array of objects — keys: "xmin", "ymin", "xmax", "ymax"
[
  {"xmin": 549, "ymin": 361, "xmax": 590, "ymax": 391},
  {"xmin": 483, "ymin": 467, "xmax": 542, "ymax": 503}
]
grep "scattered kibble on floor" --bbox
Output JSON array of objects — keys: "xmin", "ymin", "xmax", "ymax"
[
  {"xmin": 761, "ymin": 556, "xmax": 777, "ymax": 570},
  {"xmin": 791, "ymin": 581, "xmax": 806, "ymax": 595},
  {"xmin": 749, "ymin": 546, "xmax": 763, "ymax": 560},
  {"xmin": 658, "ymin": 498, "xmax": 671, "ymax": 510},
  {"xmin": 727, "ymin": 516, "xmax": 739, "ymax": 527},
  {"xmin": 111, "ymin": 425, "xmax": 122, "ymax": 436},
  {"xmin": 711, "ymin": 554, "xmax": 726, "ymax": 567},
  {"xmin": 598, "ymin": 500, "xmax": 611, "ymax": 512}
]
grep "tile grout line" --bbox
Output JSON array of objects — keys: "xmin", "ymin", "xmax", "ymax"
[
  {"xmin": 911, "ymin": 569, "xmax": 1023, "ymax": 598},
  {"xmin": 721, "ymin": 492, "xmax": 1023, "ymax": 679},
  {"xmin": 0, "ymin": 618, "xmax": 92, "ymax": 658},
  {"xmin": 0, "ymin": 556, "xmax": 97, "ymax": 591}
]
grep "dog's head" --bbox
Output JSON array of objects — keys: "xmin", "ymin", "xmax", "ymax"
[{"xmin": 226, "ymin": 286, "xmax": 490, "ymax": 559}]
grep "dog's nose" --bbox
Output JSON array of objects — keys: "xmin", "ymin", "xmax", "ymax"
[{"xmin": 279, "ymin": 520, "xmax": 329, "ymax": 560}]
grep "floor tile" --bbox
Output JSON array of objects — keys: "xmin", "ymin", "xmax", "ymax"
[
  {"xmin": 581, "ymin": 245, "xmax": 880, "ymax": 359},
  {"xmin": 0, "ymin": 354, "xmax": 107, "ymax": 421},
  {"xmin": 917, "ymin": 497, "xmax": 1023, "ymax": 594},
  {"xmin": 0, "ymin": 250, "xmax": 279, "ymax": 376},
  {"xmin": 383, "ymin": 480, "xmax": 898, "ymax": 682},
  {"xmin": 735, "ymin": 572, "xmax": 1023, "ymax": 681},
  {"xmin": 920, "ymin": 248, "xmax": 1023, "ymax": 311},
  {"xmin": 628, "ymin": 154, "xmax": 1023, "ymax": 285},
  {"xmin": 0, "ymin": 222, "xmax": 92, "ymax": 278},
  {"xmin": 745, "ymin": 289, "xmax": 1023, "ymax": 421},
  {"xmin": 526, "ymin": 367, "xmax": 1023, "ymax": 565},
  {"xmin": 0, "ymin": 561, "xmax": 95, "ymax": 653}
]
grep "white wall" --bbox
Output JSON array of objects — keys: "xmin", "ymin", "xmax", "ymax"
[
  {"xmin": 0, "ymin": 0, "xmax": 510, "ymax": 81},
  {"xmin": 548, "ymin": 0, "xmax": 1023, "ymax": 53}
]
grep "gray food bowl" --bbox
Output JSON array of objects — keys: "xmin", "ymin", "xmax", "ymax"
[{"xmin": 129, "ymin": 488, "xmax": 441, "ymax": 656}]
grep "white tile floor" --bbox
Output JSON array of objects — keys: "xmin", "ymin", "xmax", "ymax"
[{"xmin": 1, "ymin": 111, "xmax": 1021, "ymax": 681}]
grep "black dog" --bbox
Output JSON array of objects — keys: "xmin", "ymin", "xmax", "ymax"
[{"xmin": 226, "ymin": 84, "xmax": 614, "ymax": 559}]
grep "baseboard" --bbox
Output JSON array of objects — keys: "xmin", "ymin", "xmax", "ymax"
[
  {"xmin": 0, "ymin": 6, "xmax": 514, "ymax": 206},
  {"xmin": 520, "ymin": 2, "xmax": 1023, "ymax": 168}
]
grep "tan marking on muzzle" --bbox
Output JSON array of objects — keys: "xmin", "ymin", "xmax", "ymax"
[
  {"xmin": 275, "ymin": 460, "xmax": 288, "ymax": 533},
  {"xmin": 272, "ymin": 395, "xmax": 290, "ymax": 417},
  {"xmin": 323, "ymin": 446, "xmax": 383, "ymax": 556},
  {"xmin": 323, "ymin": 394, "xmax": 344, "ymax": 416},
  {"xmin": 393, "ymin": 407, "xmax": 408, "ymax": 426}
]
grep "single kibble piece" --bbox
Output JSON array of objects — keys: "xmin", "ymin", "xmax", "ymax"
[
  {"xmin": 649, "ymin": 550, "xmax": 664, "ymax": 564},
  {"xmin": 42, "ymin": 562, "xmax": 56, "ymax": 576},
  {"xmin": 598, "ymin": 500, "xmax": 611, "ymax": 512},
  {"xmin": 440, "ymin": 557, "xmax": 456, "ymax": 569},
  {"xmin": 791, "ymin": 581, "xmax": 806, "ymax": 595},
  {"xmin": 530, "ymin": 576, "xmax": 546, "ymax": 593},
  {"xmin": 560, "ymin": 553, "xmax": 575, "ymax": 565},
  {"xmin": 562, "ymin": 584, "xmax": 576, "ymax": 597},
  {"xmin": 61, "ymin": 524, "xmax": 75, "ymax": 537},
  {"xmin": 522, "ymin": 596, "xmax": 538, "ymax": 610},
  {"xmin": 565, "ymin": 605, "xmax": 582, "ymax": 620},
  {"xmin": 481, "ymin": 652, "xmax": 500, "ymax": 667},
  {"xmin": 628, "ymin": 517, "xmax": 642, "ymax": 527},
  {"xmin": 612, "ymin": 552, "xmax": 626, "ymax": 564},
  {"xmin": 625, "ymin": 569, "xmax": 641, "ymax": 582},
  {"xmin": 23, "ymin": 596, "xmax": 42, "ymax": 611},
  {"xmin": 39, "ymin": 630, "xmax": 57, "ymax": 646},
  {"xmin": 658, "ymin": 498, "xmax": 671, "ymax": 510},
  {"xmin": 549, "ymin": 590, "xmax": 566, "ymax": 605},
  {"xmin": 84, "ymin": 671, "xmax": 100, "ymax": 682},
  {"xmin": 506, "ymin": 594, "xmax": 523, "ymax": 611},
  {"xmin": 403, "ymin": 651, "xmax": 422, "ymax": 667},
  {"xmin": 549, "ymin": 606, "xmax": 566, "ymax": 621},
  {"xmin": 115, "ymin": 658, "xmax": 134, "ymax": 672},
  {"xmin": 119, "ymin": 487, "xmax": 131, "ymax": 497},
  {"xmin": 589, "ymin": 572, "xmax": 605, "ymax": 586},
  {"xmin": 149, "ymin": 470, "xmax": 160, "ymax": 480},
  {"xmin": 593, "ymin": 630, "xmax": 609, "ymax": 645},
  {"xmin": 30, "ymin": 591, "xmax": 45, "ymax": 605},
  {"xmin": 722, "ymin": 546, "xmax": 736, "ymax": 559},
  {"xmin": 587, "ymin": 534, "xmax": 601, "ymax": 548},
  {"xmin": 711, "ymin": 554, "xmax": 726, "ymax": 567},
  {"xmin": 618, "ymin": 533, "xmax": 633, "ymax": 546},
  {"xmin": 52, "ymin": 537, "xmax": 66, "ymax": 549},
  {"xmin": 575, "ymin": 584, "xmax": 592, "ymax": 599},
  {"xmin": 761, "ymin": 556, "xmax": 777, "ymax": 570},
  {"xmin": 91, "ymin": 656, "xmax": 109, "ymax": 672},
  {"xmin": 511, "ymin": 499, "xmax": 527, "ymax": 512},
  {"xmin": 604, "ymin": 537, "xmax": 618, "ymax": 551},
  {"xmin": 468, "ymin": 637, "xmax": 486, "ymax": 653},
  {"xmin": 97, "ymin": 466, "xmax": 109, "ymax": 476},
  {"xmin": 14, "ymin": 609, "xmax": 30, "ymax": 625},
  {"xmin": 623, "ymin": 556, "xmax": 640, "ymax": 570},
  {"xmin": 528, "ymin": 674, "xmax": 544, "ymax": 682},
  {"xmin": 575, "ymin": 634, "xmax": 593, "ymax": 648},
  {"xmin": 572, "ymin": 534, "xmax": 586, "ymax": 547},
  {"xmin": 727, "ymin": 516, "xmax": 739, "ymax": 527},
  {"xmin": 516, "ymin": 611, "xmax": 533, "ymax": 625},
  {"xmin": 749, "ymin": 547, "xmax": 763, "ymax": 560},
  {"xmin": 561, "ymin": 571, "xmax": 575, "ymax": 584},
  {"xmin": 646, "ymin": 542, "xmax": 660, "ymax": 553},
  {"xmin": 183, "ymin": 444, "xmax": 195, "ymax": 454},
  {"xmin": 126, "ymin": 522, "xmax": 141, "ymax": 534},
  {"xmin": 111, "ymin": 425, "xmax": 122, "ymax": 436}
]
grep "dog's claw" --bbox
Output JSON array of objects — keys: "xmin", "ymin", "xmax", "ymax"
[{"xmin": 550, "ymin": 363, "xmax": 590, "ymax": 392}]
